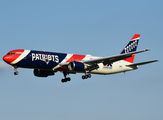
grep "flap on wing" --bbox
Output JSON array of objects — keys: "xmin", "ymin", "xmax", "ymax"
[{"xmin": 126, "ymin": 60, "xmax": 159, "ymax": 67}]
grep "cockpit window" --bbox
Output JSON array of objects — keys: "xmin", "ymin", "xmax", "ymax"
[{"xmin": 7, "ymin": 53, "xmax": 15, "ymax": 55}]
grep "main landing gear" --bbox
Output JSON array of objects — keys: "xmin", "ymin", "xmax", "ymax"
[
  {"xmin": 61, "ymin": 72, "xmax": 92, "ymax": 83},
  {"xmin": 13, "ymin": 66, "xmax": 19, "ymax": 75},
  {"xmin": 61, "ymin": 72, "xmax": 71, "ymax": 83},
  {"xmin": 82, "ymin": 73, "xmax": 91, "ymax": 79}
]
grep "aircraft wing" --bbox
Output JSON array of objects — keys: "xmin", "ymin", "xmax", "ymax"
[
  {"xmin": 83, "ymin": 49, "xmax": 150, "ymax": 65},
  {"xmin": 60, "ymin": 49, "xmax": 150, "ymax": 67}
]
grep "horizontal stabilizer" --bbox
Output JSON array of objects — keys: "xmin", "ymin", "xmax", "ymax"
[{"xmin": 126, "ymin": 60, "xmax": 159, "ymax": 67}]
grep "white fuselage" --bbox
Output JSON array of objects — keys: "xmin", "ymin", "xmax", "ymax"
[{"xmin": 58, "ymin": 54, "xmax": 137, "ymax": 75}]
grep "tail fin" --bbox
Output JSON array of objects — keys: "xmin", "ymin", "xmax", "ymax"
[{"xmin": 121, "ymin": 34, "xmax": 140, "ymax": 63}]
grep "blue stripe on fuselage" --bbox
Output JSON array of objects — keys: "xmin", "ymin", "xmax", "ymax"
[{"xmin": 15, "ymin": 50, "xmax": 67, "ymax": 70}]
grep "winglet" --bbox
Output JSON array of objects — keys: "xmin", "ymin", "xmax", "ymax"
[{"xmin": 145, "ymin": 49, "xmax": 150, "ymax": 51}]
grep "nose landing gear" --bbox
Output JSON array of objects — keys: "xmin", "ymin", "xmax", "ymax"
[
  {"xmin": 14, "ymin": 71, "xmax": 19, "ymax": 75},
  {"xmin": 12, "ymin": 66, "xmax": 19, "ymax": 75}
]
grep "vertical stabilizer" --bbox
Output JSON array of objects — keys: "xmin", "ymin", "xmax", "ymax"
[{"xmin": 121, "ymin": 34, "xmax": 140, "ymax": 63}]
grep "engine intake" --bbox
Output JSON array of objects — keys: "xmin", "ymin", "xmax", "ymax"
[
  {"xmin": 33, "ymin": 69, "xmax": 55, "ymax": 77},
  {"xmin": 68, "ymin": 61, "xmax": 86, "ymax": 71}
]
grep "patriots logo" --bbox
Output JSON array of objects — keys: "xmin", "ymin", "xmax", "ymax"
[{"xmin": 40, "ymin": 58, "xmax": 51, "ymax": 65}]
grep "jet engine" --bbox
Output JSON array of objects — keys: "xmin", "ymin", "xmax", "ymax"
[
  {"xmin": 33, "ymin": 69, "xmax": 55, "ymax": 77},
  {"xmin": 68, "ymin": 61, "xmax": 87, "ymax": 71}
]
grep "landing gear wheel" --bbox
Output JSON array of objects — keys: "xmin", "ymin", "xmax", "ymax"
[
  {"xmin": 67, "ymin": 77, "xmax": 71, "ymax": 81},
  {"xmin": 61, "ymin": 72, "xmax": 71, "ymax": 83},
  {"xmin": 88, "ymin": 74, "xmax": 91, "ymax": 78},
  {"xmin": 85, "ymin": 75, "xmax": 88, "ymax": 79},
  {"xmin": 14, "ymin": 71, "xmax": 18, "ymax": 75},
  {"xmin": 82, "ymin": 75, "xmax": 86, "ymax": 79},
  {"xmin": 61, "ymin": 77, "xmax": 71, "ymax": 83},
  {"xmin": 82, "ymin": 74, "xmax": 91, "ymax": 80},
  {"xmin": 61, "ymin": 79, "xmax": 65, "ymax": 83}
]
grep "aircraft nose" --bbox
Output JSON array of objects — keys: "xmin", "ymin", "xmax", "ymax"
[
  {"xmin": 3, "ymin": 55, "xmax": 15, "ymax": 64},
  {"xmin": 3, "ymin": 49, "xmax": 25, "ymax": 64}
]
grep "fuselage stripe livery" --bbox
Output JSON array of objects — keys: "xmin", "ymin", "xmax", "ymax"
[
  {"xmin": 66, "ymin": 54, "xmax": 86, "ymax": 62},
  {"xmin": 11, "ymin": 50, "xmax": 30, "ymax": 64}
]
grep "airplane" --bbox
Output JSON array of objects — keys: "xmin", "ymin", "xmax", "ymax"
[{"xmin": 3, "ymin": 34, "xmax": 159, "ymax": 83}]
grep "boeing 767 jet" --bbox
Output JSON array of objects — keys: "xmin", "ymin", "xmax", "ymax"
[{"xmin": 3, "ymin": 34, "xmax": 159, "ymax": 83}]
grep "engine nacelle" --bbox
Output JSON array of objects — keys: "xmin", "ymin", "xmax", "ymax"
[
  {"xmin": 68, "ymin": 61, "xmax": 87, "ymax": 71},
  {"xmin": 33, "ymin": 69, "xmax": 55, "ymax": 77}
]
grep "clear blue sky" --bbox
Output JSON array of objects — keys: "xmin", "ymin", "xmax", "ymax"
[{"xmin": 0, "ymin": 0, "xmax": 162, "ymax": 120}]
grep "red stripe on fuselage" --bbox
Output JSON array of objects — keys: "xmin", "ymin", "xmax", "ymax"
[{"xmin": 66, "ymin": 54, "xmax": 86, "ymax": 62}]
